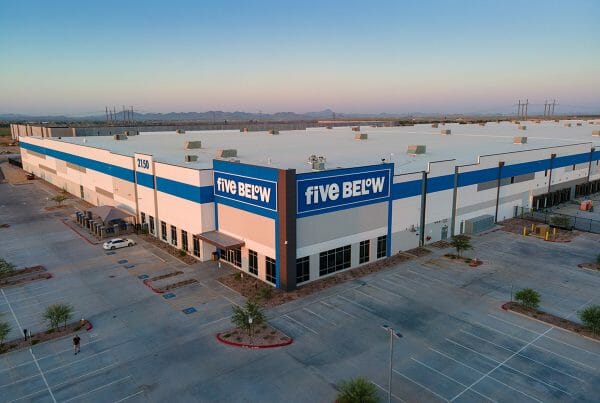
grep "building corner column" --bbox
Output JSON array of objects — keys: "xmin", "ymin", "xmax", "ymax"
[{"xmin": 277, "ymin": 169, "xmax": 297, "ymax": 291}]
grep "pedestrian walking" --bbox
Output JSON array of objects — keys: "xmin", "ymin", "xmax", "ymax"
[{"xmin": 73, "ymin": 335, "xmax": 81, "ymax": 355}]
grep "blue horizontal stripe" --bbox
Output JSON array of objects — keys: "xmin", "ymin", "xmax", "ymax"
[
  {"xmin": 458, "ymin": 167, "xmax": 498, "ymax": 187},
  {"xmin": 156, "ymin": 177, "xmax": 214, "ymax": 204},
  {"xmin": 136, "ymin": 172, "xmax": 155, "ymax": 189},
  {"xmin": 426, "ymin": 174, "xmax": 454, "ymax": 193},
  {"xmin": 392, "ymin": 180, "xmax": 422, "ymax": 199},
  {"xmin": 21, "ymin": 141, "xmax": 134, "ymax": 182}
]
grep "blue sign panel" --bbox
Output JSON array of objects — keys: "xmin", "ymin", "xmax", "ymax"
[
  {"xmin": 297, "ymin": 165, "xmax": 392, "ymax": 216},
  {"xmin": 214, "ymin": 171, "xmax": 277, "ymax": 212}
]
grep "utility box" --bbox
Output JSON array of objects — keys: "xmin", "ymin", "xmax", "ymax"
[
  {"xmin": 463, "ymin": 214, "xmax": 495, "ymax": 235},
  {"xmin": 514, "ymin": 136, "xmax": 527, "ymax": 144},
  {"xmin": 407, "ymin": 145, "xmax": 426, "ymax": 154},
  {"xmin": 441, "ymin": 129, "xmax": 451, "ymax": 135},
  {"xmin": 355, "ymin": 133, "xmax": 368, "ymax": 140},
  {"xmin": 216, "ymin": 149, "xmax": 237, "ymax": 158},
  {"xmin": 518, "ymin": 125, "xmax": 527, "ymax": 130},
  {"xmin": 184, "ymin": 141, "xmax": 202, "ymax": 149}
]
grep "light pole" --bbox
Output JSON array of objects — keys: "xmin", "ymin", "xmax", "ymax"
[{"xmin": 382, "ymin": 324, "xmax": 403, "ymax": 403}]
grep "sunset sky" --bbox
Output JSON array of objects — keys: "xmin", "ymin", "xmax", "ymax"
[{"xmin": 1, "ymin": 0, "xmax": 599, "ymax": 115}]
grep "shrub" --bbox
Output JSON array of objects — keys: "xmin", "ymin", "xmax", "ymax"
[
  {"xmin": 0, "ymin": 321, "xmax": 11, "ymax": 346},
  {"xmin": 0, "ymin": 258, "xmax": 16, "ymax": 279},
  {"xmin": 257, "ymin": 286, "xmax": 273, "ymax": 301},
  {"xmin": 579, "ymin": 305, "xmax": 600, "ymax": 334},
  {"xmin": 450, "ymin": 235, "xmax": 472, "ymax": 257},
  {"xmin": 336, "ymin": 377, "xmax": 379, "ymax": 403},
  {"xmin": 50, "ymin": 194, "xmax": 68, "ymax": 206},
  {"xmin": 179, "ymin": 249, "xmax": 187, "ymax": 257},
  {"xmin": 43, "ymin": 303, "xmax": 74, "ymax": 331},
  {"xmin": 514, "ymin": 288, "xmax": 541, "ymax": 309},
  {"xmin": 231, "ymin": 300, "xmax": 266, "ymax": 335}
]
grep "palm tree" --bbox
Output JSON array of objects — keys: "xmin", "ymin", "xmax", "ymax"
[{"xmin": 336, "ymin": 377, "xmax": 379, "ymax": 403}]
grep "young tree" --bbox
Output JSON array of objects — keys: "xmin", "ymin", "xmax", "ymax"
[
  {"xmin": 450, "ymin": 235, "xmax": 472, "ymax": 257},
  {"xmin": 514, "ymin": 288, "xmax": 541, "ymax": 310},
  {"xmin": 336, "ymin": 377, "xmax": 379, "ymax": 403},
  {"xmin": 231, "ymin": 300, "xmax": 265, "ymax": 336},
  {"xmin": 43, "ymin": 303, "xmax": 73, "ymax": 331},
  {"xmin": 50, "ymin": 194, "xmax": 68, "ymax": 206},
  {"xmin": 0, "ymin": 258, "xmax": 16, "ymax": 279},
  {"xmin": 579, "ymin": 305, "xmax": 600, "ymax": 334},
  {"xmin": 0, "ymin": 321, "xmax": 11, "ymax": 347}
]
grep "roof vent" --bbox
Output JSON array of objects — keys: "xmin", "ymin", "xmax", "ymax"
[
  {"xmin": 184, "ymin": 141, "xmax": 202, "ymax": 149},
  {"xmin": 184, "ymin": 155, "xmax": 198, "ymax": 162},
  {"xmin": 308, "ymin": 155, "xmax": 326, "ymax": 171},
  {"xmin": 351, "ymin": 126, "xmax": 360, "ymax": 132},
  {"xmin": 176, "ymin": 129, "xmax": 185, "ymax": 134},
  {"xmin": 431, "ymin": 123, "xmax": 438, "ymax": 128},
  {"xmin": 576, "ymin": 123, "xmax": 582, "ymax": 126},
  {"xmin": 113, "ymin": 134, "xmax": 127, "ymax": 140},
  {"xmin": 441, "ymin": 129, "xmax": 451, "ymax": 135},
  {"xmin": 514, "ymin": 136, "xmax": 527, "ymax": 144},
  {"xmin": 407, "ymin": 145, "xmax": 426, "ymax": 154},
  {"xmin": 126, "ymin": 130, "xmax": 139, "ymax": 136},
  {"xmin": 564, "ymin": 123, "xmax": 572, "ymax": 127},
  {"xmin": 217, "ymin": 149, "xmax": 237, "ymax": 158},
  {"xmin": 268, "ymin": 129, "xmax": 279, "ymax": 135},
  {"xmin": 592, "ymin": 130, "xmax": 600, "ymax": 137},
  {"xmin": 479, "ymin": 122, "xmax": 486, "ymax": 126},
  {"xmin": 355, "ymin": 133, "xmax": 368, "ymax": 140},
  {"xmin": 518, "ymin": 125, "xmax": 527, "ymax": 130},
  {"xmin": 326, "ymin": 125, "xmax": 333, "ymax": 129}
]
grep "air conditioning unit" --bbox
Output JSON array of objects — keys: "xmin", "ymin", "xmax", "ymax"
[
  {"xmin": 176, "ymin": 129, "xmax": 185, "ymax": 134},
  {"xmin": 216, "ymin": 149, "xmax": 237, "ymax": 158},
  {"xmin": 268, "ymin": 129, "xmax": 279, "ymax": 135},
  {"xmin": 184, "ymin": 155, "xmax": 198, "ymax": 162},
  {"xmin": 308, "ymin": 155, "xmax": 326, "ymax": 170},
  {"xmin": 113, "ymin": 134, "xmax": 127, "ymax": 140},
  {"xmin": 184, "ymin": 141, "xmax": 202, "ymax": 149}
]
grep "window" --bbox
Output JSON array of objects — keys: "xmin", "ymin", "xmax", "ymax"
[
  {"xmin": 359, "ymin": 240, "xmax": 370, "ymax": 264},
  {"xmin": 223, "ymin": 247, "xmax": 241, "ymax": 267},
  {"xmin": 296, "ymin": 256, "xmax": 310, "ymax": 284},
  {"xmin": 170, "ymin": 225, "xmax": 177, "ymax": 246},
  {"xmin": 377, "ymin": 235, "xmax": 387, "ymax": 258},
  {"xmin": 319, "ymin": 245, "xmax": 351, "ymax": 276},
  {"xmin": 192, "ymin": 235, "xmax": 200, "ymax": 257},
  {"xmin": 140, "ymin": 212, "xmax": 146, "ymax": 224},
  {"xmin": 510, "ymin": 176, "xmax": 515, "ymax": 184},
  {"xmin": 266, "ymin": 257, "xmax": 276, "ymax": 284},
  {"xmin": 572, "ymin": 164, "xmax": 576, "ymax": 171},
  {"xmin": 181, "ymin": 230, "xmax": 188, "ymax": 252},
  {"xmin": 160, "ymin": 221, "xmax": 167, "ymax": 240},
  {"xmin": 149, "ymin": 216, "xmax": 155, "ymax": 235},
  {"xmin": 248, "ymin": 250, "xmax": 258, "ymax": 275}
]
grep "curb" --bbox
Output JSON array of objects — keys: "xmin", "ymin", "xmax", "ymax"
[
  {"xmin": 84, "ymin": 320, "xmax": 93, "ymax": 331},
  {"xmin": 215, "ymin": 333, "xmax": 293, "ymax": 349},
  {"xmin": 60, "ymin": 220, "xmax": 99, "ymax": 245},
  {"xmin": 142, "ymin": 279, "xmax": 164, "ymax": 294}
]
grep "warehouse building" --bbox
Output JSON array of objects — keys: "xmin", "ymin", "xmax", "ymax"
[{"xmin": 18, "ymin": 120, "xmax": 600, "ymax": 290}]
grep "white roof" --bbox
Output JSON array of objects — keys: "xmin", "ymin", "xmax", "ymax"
[{"xmin": 55, "ymin": 120, "xmax": 600, "ymax": 174}]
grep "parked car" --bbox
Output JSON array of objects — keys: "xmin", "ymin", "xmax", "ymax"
[{"xmin": 103, "ymin": 238, "xmax": 135, "ymax": 250}]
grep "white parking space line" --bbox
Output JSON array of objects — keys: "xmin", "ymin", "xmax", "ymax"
[
  {"xmin": 393, "ymin": 369, "xmax": 449, "ymax": 402},
  {"xmin": 353, "ymin": 288, "xmax": 387, "ymax": 304},
  {"xmin": 459, "ymin": 329, "xmax": 584, "ymax": 382},
  {"xmin": 379, "ymin": 276, "xmax": 415, "ymax": 293},
  {"xmin": 366, "ymin": 283, "xmax": 407, "ymax": 300},
  {"xmin": 371, "ymin": 381, "xmax": 407, "ymax": 402},
  {"xmin": 51, "ymin": 363, "xmax": 117, "ymax": 389},
  {"xmin": 30, "ymin": 348, "xmax": 57, "ymax": 403},
  {"xmin": 336, "ymin": 294, "xmax": 376, "ymax": 313},
  {"xmin": 429, "ymin": 347, "xmax": 543, "ymax": 403},
  {"xmin": 303, "ymin": 308, "xmax": 338, "ymax": 326},
  {"xmin": 113, "ymin": 390, "xmax": 145, "ymax": 403},
  {"xmin": 487, "ymin": 313, "xmax": 546, "ymax": 334},
  {"xmin": 320, "ymin": 301, "xmax": 357, "ymax": 319},
  {"xmin": 63, "ymin": 375, "xmax": 131, "ymax": 402},
  {"xmin": 7, "ymin": 387, "xmax": 48, "ymax": 402},
  {"xmin": 543, "ymin": 333, "xmax": 600, "ymax": 358},
  {"xmin": 407, "ymin": 269, "xmax": 448, "ymax": 285},
  {"xmin": 411, "ymin": 358, "xmax": 496, "ymax": 402},
  {"xmin": 1, "ymin": 288, "xmax": 24, "ymax": 333},
  {"xmin": 565, "ymin": 297, "xmax": 595, "ymax": 319},
  {"xmin": 449, "ymin": 328, "xmax": 572, "ymax": 401},
  {"xmin": 284, "ymin": 314, "xmax": 318, "ymax": 335}
]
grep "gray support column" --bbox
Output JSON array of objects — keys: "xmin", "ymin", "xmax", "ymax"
[
  {"xmin": 419, "ymin": 171, "xmax": 427, "ymax": 246},
  {"xmin": 277, "ymin": 169, "xmax": 297, "ymax": 291},
  {"xmin": 587, "ymin": 147, "xmax": 595, "ymax": 184},
  {"xmin": 494, "ymin": 161, "xmax": 505, "ymax": 223},
  {"xmin": 450, "ymin": 166, "xmax": 459, "ymax": 237},
  {"xmin": 547, "ymin": 153, "xmax": 556, "ymax": 193}
]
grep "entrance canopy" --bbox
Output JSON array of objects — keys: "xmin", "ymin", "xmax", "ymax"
[
  {"xmin": 196, "ymin": 231, "xmax": 245, "ymax": 250},
  {"xmin": 87, "ymin": 205, "xmax": 135, "ymax": 225}
]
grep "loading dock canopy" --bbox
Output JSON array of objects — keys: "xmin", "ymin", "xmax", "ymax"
[
  {"xmin": 87, "ymin": 205, "xmax": 135, "ymax": 225},
  {"xmin": 197, "ymin": 231, "xmax": 244, "ymax": 250}
]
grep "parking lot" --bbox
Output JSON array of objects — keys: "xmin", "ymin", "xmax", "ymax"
[{"xmin": 1, "ymin": 178, "xmax": 599, "ymax": 402}]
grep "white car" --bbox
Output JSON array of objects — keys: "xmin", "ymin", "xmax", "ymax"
[{"xmin": 103, "ymin": 238, "xmax": 135, "ymax": 250}]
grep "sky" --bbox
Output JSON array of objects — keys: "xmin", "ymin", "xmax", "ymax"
[{"xmin": 0, "ymin": 0, "xmax": 599, "ymax": 115}]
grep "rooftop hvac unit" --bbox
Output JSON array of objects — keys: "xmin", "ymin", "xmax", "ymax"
[
  {"xmin": 176, "ymin": 129, "xmax": 185, "ymax": 134},
  {"xmin": 355, "ymin": 133, "xmax": 368, "ymax": 140},
  {"xmin": 479, "ymin": 122, "xmax": 486, "ymax": 126},
  {"xmin": 431, "ymin": 123, "xmax": 438, "ymax": 128},
  {"xmin": 127, "ymin": 130, "xmax": 139, "ymax": 136},
  {"xmin": 184, "ymin": 155, "xmax": 198, "ymax": 162},
  {"xmin": 351, "ymin": 126, "xmax": 360, "ymax": 132},
  {"xmin": 592, "ymin": 130, "xmax": 600, "ymax": 137},
  {"xmin": 407, "ymin": 145, "xmax": 426, "ymax": 154},
  {"xmin": 512, "ymin": 120, "xmax": 520, "ymax": 124},
  {"xmin": 240, "ymin": 128, "xmax": 248, "ymax": 133},
  {"xmin": 308, "ymin": 155, "xmax": 326, "ymax": 170},
  {"xmin": 441, "ymin": 129, "xmax": 451, "ymax": 135},
  {"xmin": 577, "ymin": 123, "xmax": 582, "ymax": 126},
  {"xmin": 113, "ymin": 134, "xmax": 127, "ymax": 140},
  {"xmin": 518, "ymin": 125, "xmax": 527, "ymax": 130},
  {"xmin": 184, "ymin": 141, "xmax": 202, "ymax": 149},
  {"xmin": 513, "ymin": 136, "xmax": 527, "ymax": 144},
  {"xmin": 268, "ymin": 129, "xmax": 279, "ymax": 135},
  {"xmin": 326, "ymin": 125, "xmax": 333, "ymax": 129},
  {"xmin": 463, "ymin": 214, "xmax": 495, "ymax": 235},
  {"xmin": 216, "ymin": 149, "xmax": 237, "ymax": 158},
  {"xmin": 564, "ymin": 123, "xmax": 572, "ymax": 127}
]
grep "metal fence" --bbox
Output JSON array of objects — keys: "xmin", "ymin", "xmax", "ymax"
[{"xmin": 516, "ymin": 206, "xmax": 600, "ymax": 234}]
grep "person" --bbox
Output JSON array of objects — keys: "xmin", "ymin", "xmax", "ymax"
[{"xmin": 73, "ymin": 335, "xmax": 81, "ymax": 355}]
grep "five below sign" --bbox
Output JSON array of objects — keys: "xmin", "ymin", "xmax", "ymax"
[
  {"xmin": 214, "ymin": 172, "xmax": 277, "ymax": 211},
  {"xmin": 297, "ymin": 168, "xmax": 391, "ymax": 214}
]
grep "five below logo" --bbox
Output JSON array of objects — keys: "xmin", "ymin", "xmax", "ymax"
[
  {"xmin": 216, "ymin": 177, "xmax": 272, "ymax": 203},
  {"xmin": 304, "ymin": 176, "xmax": 386, "ymax": 205}
]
